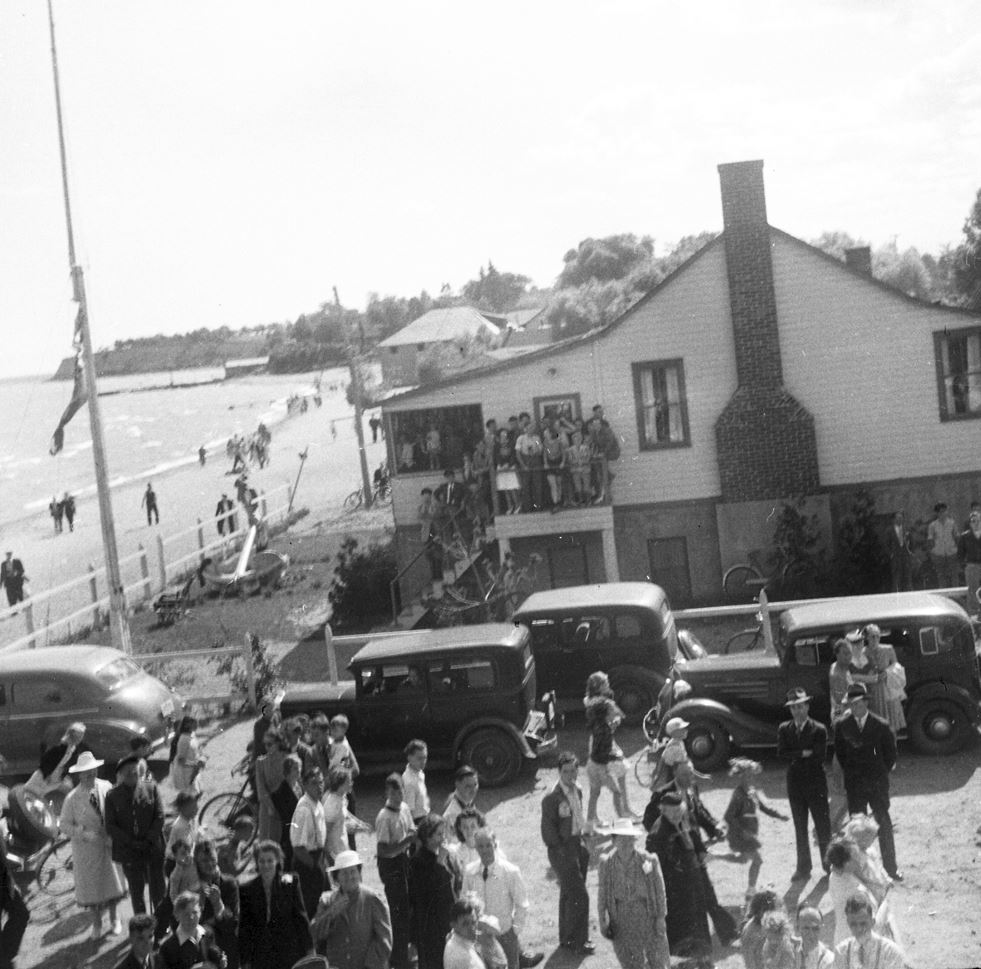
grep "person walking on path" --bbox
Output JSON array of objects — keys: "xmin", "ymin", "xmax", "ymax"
[
  {"xmin": 928, "ymin": 501, "xmax": 959, "ymax": 588},
  {"xmin": 215, "ymin": 494, "xmax": 234, "ymax": 536},
  {"xmin": 596, "ymin": 818, "xmax": 670, "ymax": 969},
  {"xmin": 58, "ymin": 751, "xmax": 127, "ymax": 942},
  {"xmin": 957, "ymin": 507, "xmax": 981, "ymax": 618},
  {"xmin": 777, "ymin": 688, "xmax": 832, "ymax": 882},
  {"xmin": 63, "ymin": 492, "xmax": 76, "ymax": 531},
  {"xmin": 104, "ymin": 754, "xmax": 166, "ymax": 917},
  {"xmin": 0, "ymin": 551, "xmax": 26, "ymax": 607},
  {"xmin": 50, "ymin": 496, "xmax": 64, "ymax": 534},
  {"xmin": 540, "ymin": 751, "xmax": 594, "ymax": 955},
  {"xmin": 142, "ymin": 482, "xmax": 160, "ymax": 525},
  {"xmin": 834, "ymin": 683, "xmax": 901, "ymax": 880}
]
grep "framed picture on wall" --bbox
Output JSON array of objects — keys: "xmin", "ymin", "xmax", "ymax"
[{"xmin": 533, "ymin": 393, "xmax": 582, "ymax": 426}]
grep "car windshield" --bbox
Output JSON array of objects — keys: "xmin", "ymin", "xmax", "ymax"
[{"xmin": 94, "ymin": 656, "xmax": 142, "ymax": 691}]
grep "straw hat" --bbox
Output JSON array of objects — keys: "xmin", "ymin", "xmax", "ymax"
[
  {"xmin": 327, "ymin": 849, "xmax": 363, "ymax": 872},
  {"xmin": 67, "ymin": 751, "xmax": 104, "ymax": 774},
  {"xmin": 596, "ymin": 817, "xmax": 646, "ymax": 838}
]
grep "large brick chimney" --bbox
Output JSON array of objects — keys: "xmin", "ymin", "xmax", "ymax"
[{"xmin": 714, "ymin": 160, "xmax": 820, "ymax": 501}]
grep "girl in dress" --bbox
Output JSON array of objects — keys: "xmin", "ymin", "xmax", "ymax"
[
  {"xmin": 168, "ymin": 715, "xmax": 204, "ymax": 795},
  {"xmin": 58, "ymin": 751, "xmax": 126, "ymax": 942},
  {"xmin": 495, "ymin": 429, "xmax": 520, "ymax": 514},
  {"xmin": 724, "ymin": 758, "xmax": 790, "ymax": 901},
  {"xmin": 860, "ymin": 624, "xmax": 892, "ymax": 724},
  {"xmin": 584, "ymin": 671, "xmax": 632, "ymax": 825},
  {"xmin": 879, "ymin": 643, "xmax": 907, "ymax": 735},
  {"xmin": 828, "ymin": 638, "xmax": 853, "ymax": 723}
]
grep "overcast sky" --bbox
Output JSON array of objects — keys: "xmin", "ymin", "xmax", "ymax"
[{"xmin": 2, "ymin": 0, "xmax": 979, "ymax": 378}]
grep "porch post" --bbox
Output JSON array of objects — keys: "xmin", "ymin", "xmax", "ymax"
[{"xmin": 601, "ymin": 526, "xmax": 620, "ymax": 582}]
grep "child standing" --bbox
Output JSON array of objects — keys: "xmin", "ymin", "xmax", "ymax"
[
  {"xmin": 166, "ymin": 790, "xmax": 201, "ymax": 873},
  {"xmin": 167, "ymin": 837, "xmax": 200, "ymax": 901},
  {"xmin": 739, "ymin": 889, "xmax": 779, "ymax": 969},
  {"xmin": 401, "ymin": 739, "xmax": 430, "ymax": 825},
  {"xmin": 329, "ymin": 714, "xmax": 362, "ymax": 849},
  {"xmin": 375, "ymin": 773, "xmax": 417, "ymax": 969},
  {"xmin": 724, "ymin": 758, "xmax": 789, "ymax": 901}
]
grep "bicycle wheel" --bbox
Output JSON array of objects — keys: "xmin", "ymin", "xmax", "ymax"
[
  {"xmin": 641, "ymin": 706, "xmax": 661, "ymax": 744},
  {"xmin": 724, "ymin": 627, "xmax": 764, "ymax": 654},
  {"xmin": 198, "ymin": 793, "xmax": 256, "ymax": 844},
  {"xmin": 37, "ymin": 838, "xmax": 74, "ymax": 898},
  {"xmin": 343, "ymin": 488, "xmax": 363, "ymax": 511},
  {"xmin": 375, "ymin": 485, "xmax": 392, "ymax": 507},
  {"xmin": 634, "ymin": 747, "xmax": 660, "ymax": 788},
  {"xmin": 722, "ymin": 564, "xmax": 764, "ymax": 602}
]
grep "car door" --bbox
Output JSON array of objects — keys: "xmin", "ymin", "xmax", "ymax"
[
  {"xmin": 558, "ymin": 614, "xmax": 612, "ymax": 693},
  {"xmin": 355, "ymin": 662, "xmax": 432, "ymax": 757},
  {"xmin": 524, "ymin": 618, "xmax": 562, "ymax": 696}
]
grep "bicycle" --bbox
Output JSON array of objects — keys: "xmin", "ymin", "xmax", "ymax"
[
  {"xmin": 722, "ymin": 547, "xmax": 811, "ymax": 603},
  {"xmin": 343, "ymin": 476, "xmax": 392, "ymax": 511},
  {"xmin": 197, "ymin": 754, "xmax": 258, "ymax": 848},
  {"xmin": 722, "ymin": 612, "xmax": 766, "ymax": 654},
  {"xmin": 633, "ymin": 674, "xmax": 692, "ymax": 788}
]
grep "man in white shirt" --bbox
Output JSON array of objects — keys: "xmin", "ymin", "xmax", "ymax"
[
  {"xmin": 442, "ymin": 765, "xmax": 479, "ymax": 826},
  {"xmin": 462, "ymin": 830, "xmax": 541, "ymax": 969},
  {"xmin": 290, "ymin": 767, "xmax": 327, "ymax": 917},
  {"xmin": 443, "ymin": 897, "xmax": 486, "ymax": 969},
  {"xmin": 401, "ymin": 739, "xmax": 430, "ymax": 824},
  {"xmin": 833, "ymin": 893, "xmax": 904, "ymax": 969}
]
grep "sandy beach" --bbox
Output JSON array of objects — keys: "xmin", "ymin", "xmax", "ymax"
[{"xmin": 0, "ymin": 380, "xmax": 389, "ymax": 645}]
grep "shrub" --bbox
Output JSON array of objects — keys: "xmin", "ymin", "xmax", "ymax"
[
  {"xmin": 833, "ymin": 489, "xmax": 888, "ymax": 595},
  {"xmin": 211, "ymin": 633, "xmax": 282, "ymax": 712},
  {"xmin": 327, "ymin": 537, "xmax": 398, "ymax": 631}
]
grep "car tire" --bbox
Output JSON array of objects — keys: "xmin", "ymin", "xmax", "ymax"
[
  {"xmin": 8, "ymin": 784, "xmax": 60, "ymax": 844},
  {"xmin": 685, "ymin": 719, "xmax": 730, "ymax": 773},
  {"xmin": 907, "ymin": 696, "xmax": 971, "ymax": 756},
  {"xmin": 461, "ymin": 729, "xmax": 521, "ymax": 788},
  {"xmin": 609, "ymin": 669, "xmax": 660, "ymax": 725}
]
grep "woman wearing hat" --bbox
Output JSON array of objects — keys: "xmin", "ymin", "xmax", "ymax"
[
  {"xmin": 58, "ymin": 750, "xmax": 127, "ymax": 942},
  {"xmin": 25, "ymin": 721, "xmax": 90, "ymax": 805},
  {"xmin": 597, "ymin": 818, "xmax": 670, "ymax": 969}
]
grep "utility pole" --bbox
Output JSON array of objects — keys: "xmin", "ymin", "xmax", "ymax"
[
  {"xmin": 334, "ymin": 287, "xmax": 373, "ymax": 509},
  {"xmin": 48, "ymin": 0, "xmax": 131, "ymax": 652}
]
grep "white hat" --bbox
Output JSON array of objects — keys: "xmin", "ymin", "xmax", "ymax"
[
  {"xmin": 596, "ymin": 817, "xmax": 645, "ymax": 838},
  {"xmin": 478, "ymin": 914, "xmax": 502, "ymax": 936},
  {"xmin": 664, "ymin": 716, "xmax": 690, "ymax": 734},
  {"xmin": 67, "ymin": 750, "xmax": 104, "ymax": 774},
  {"xmin": 327, "ymin": 849, "xmax": 363, "ymax": 872}
]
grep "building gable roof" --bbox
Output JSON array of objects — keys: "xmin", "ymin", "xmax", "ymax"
[{"xmin": 377, "ymin": 306, "xmax": 502, "ymax": 348}]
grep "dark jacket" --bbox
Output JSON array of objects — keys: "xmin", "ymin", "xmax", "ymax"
[
  {"xmin": 104, "ymin": 780, "xmax": 165, "ymax": 864},
  {"xmin": 238, "ymin": 872, "xmax": 312, "ymax": 969},
  {"xmin": 777, "ymin": 716, "xmax": 829, "ymax": 782},
  {"xmin": 38, "ymin": 740, "xmax": 92, "ymax": 781},
  {"xmin": 541, "ymin": 783, "xmax": 585, "ymax": 849},
  {"xmin": 957, "ymin": 528, "xmax": 981, "ymax": 565},
  {"xmin": 834, "ymin": 712, "xmax": 896, "ymax": 783},
  {"xmin": 157, "ymin": 932, "xmax": 211, "ymax": 969},
  {"xmin": 408, "ymin": 847, "xmax": 456, "ymax": 969},
  {"xmin": 200, "ymin": 871, "xmax": 241, "ymax": 969},
  {"xmin": 644, "ymin": 780, "xmax": 722, "ymax": 841}
]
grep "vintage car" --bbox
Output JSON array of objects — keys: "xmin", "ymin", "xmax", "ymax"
[
  {"xmin": 664, "ymin": 592, "xmax": 981, "ymax": 771},
  {"xmin": 512, "ymin": 582, "xmax": 679, "ymax": 721},
  {"xmin": 279, "ymin": 623, "xmax": 556, "ymax": 786},
  {"xmin": 0, "ymin": 645, "xmax": 182, "ymax": 778}
]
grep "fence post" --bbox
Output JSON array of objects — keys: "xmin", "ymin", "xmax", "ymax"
[
  {"xmin": 88, "ymin": 564, "xmax": 99, "ymax": 629},
  {"xmin": 156, "ymin": 534, "xmax": 167, "ymax": 589},
  {"xmin": 759, "ymin": 589, "xmax": 775, "ymax": 652},
  {"xmin": 242, "ymin": 633, "xmax": 257, "ymax": 711},
  {"xmin": 24, "ymin": 599, "xmax": 35, "ymax": 647},
  {"xmin": 139, "ymin": 545, "xmax": 151, "ymax": 602},
  {"xmin": 197, "ymin": 518, "xmax": 205, "ymax": 552}
]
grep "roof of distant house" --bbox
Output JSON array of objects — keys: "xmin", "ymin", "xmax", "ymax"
[
  {"xmin": 377, "ymin": 307, "xmax": 502, "ymax": 348},
  {"xmin": 503, "ymin": 307, "xmax": 546, "ymax": 330}
]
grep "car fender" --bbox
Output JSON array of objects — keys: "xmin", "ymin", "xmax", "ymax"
[
  {"xmin": 453, "ymin": 718, "xmax": 535, "ymax": 761},
  {"xmin": 666, "ymin": 697, "xmax": 773, "ymax": 747},
  {"xmin": 907, "ymin": 681, "xmax": 981, "ymax": 723}
]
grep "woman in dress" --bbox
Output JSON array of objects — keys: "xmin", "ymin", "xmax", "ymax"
[
  {"xmin": 408, "ymin": 814, "xmax": 458, "ymax": 969},
  {"xmin": 863, "ymin": 625, "xmax": 906, "ymax": 733},
  {"xmin": 169, "ymin": 715, "xmax": 204, "ymax": 795},
  {"xmin": 238, "ymin": 840, "xmax": 313, "ymax": 969},
  {"xmin": 584, "ymin": 671, "xmax": 631, "ymax": 826},
  {"xmin": 542, "ymin": 421, "xmax": 567, "ymax": 509},
  {"xmin": 828, "ymin": 638, "xmax": 853, "ymax": 724},
  {"xmin": 446, "ymin": 808, "xmax": 487, "ymax": 870},
  {"xmin": 58, "ymin": 751, "xmax": 127, "ymax": 941},
  {"xmin": 255, "ymin": 728, "xmax": 286, "ymax": 842},
  {"xmin": 495, "ymin": 428, "xmax": 520, "ymax": 514}
]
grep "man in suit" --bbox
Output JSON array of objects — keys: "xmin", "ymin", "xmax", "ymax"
[
  {"xmin": 114, "ymin": 914, "xmax": 156, "ymax": 969},
  {"xmin": 105, "ymin": 754, "xmax": 166, "ymax": 916},
  {"xmin": 834, "ymin": 682, "xmax": 901, "ymax": 880},
  {"xmin": 885, "ymin": 511, "xmax": 913, "ymax": 592},
  {"xmin": 540, "ymin": 751, "xmax": 594, "ymax": 955},
  {"xmin": 0, "ymin": 552, "xmax": 26, "ymax": 607},
  {"xmin": 778, "ymin": 687, "xmax": 832, "ymax": 882}
]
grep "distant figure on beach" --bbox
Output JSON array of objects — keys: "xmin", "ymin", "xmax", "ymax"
[
  {"xmin": 1, "ymin": 552, "xmax": 27, "ymax": 606},
  {"xmin": 198, "ymin": 445, "xmax": 206, "ymax": 467},
  {"xmin": 215, "ymin": 494, "xmax": 236, "ymax": 536},
  {"xmin": 369, "ymin": 416, "xmax": 381, "ymax": 443},
  {"xmin": 63, "ymin": 492, "xmax": 76, "ymax": 532},
  {"xmin": 50, "ymin": 496, "xmax": 64, "ymax": 534},
  {"xmin": 331, "ymin": 421, "xmax": 338, "ymax": 441},
  {"xmin": 142, "ymin": 483, "xmax": 160, "ymax": 526}
]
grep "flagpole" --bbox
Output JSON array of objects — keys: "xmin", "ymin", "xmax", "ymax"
[{"xmin": 47, "ymin": 0, "xmax": 132, "ymax": 653}]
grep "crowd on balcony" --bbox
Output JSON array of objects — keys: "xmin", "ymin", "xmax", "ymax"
[{"xmin": 399, "ymin": 404, "xmax": 621, "ymax": 523}]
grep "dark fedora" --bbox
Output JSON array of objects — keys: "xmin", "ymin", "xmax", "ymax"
[
  {"xmin": 845, "ymin": 682, "xmax": 869, "ymax": 701},
  {"xmin": 784, "ymin": 687, "xmax": 812, "ymax": 706}
]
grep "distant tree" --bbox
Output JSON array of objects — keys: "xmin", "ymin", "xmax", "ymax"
[
  {"xmin": 921, "ymin": 247, "xmax": 961, "ymax": 304},
  {"xmin": 952, "ymin": 187, "xmax": 981, "ymax": 310},
  {"xmin": 461, "ymin": 261, "xmax": 530, "ymax": 312},
  {"xmin": 365, "ymin": 294, "xmax": 413, "ymax": 341},
  {"xmin": 327, "ymin": 537, "xmax": 397, "ymax": 632},
  {"xmin": 808, "ymin": 230, "xmax": 865, "ymax": 260},
  {"xmin": 873, "ymin": 241, "xmax": 932, "ymax": 300},
  {"xmin": 556, "ymin": 234, "xmax": 654, "ymax": 288}
]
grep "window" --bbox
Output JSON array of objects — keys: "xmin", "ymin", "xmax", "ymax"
[
  {"xmin": 533, "ymin": 394, "xmax": 582, "ymax": 427},
  {"xmin": 632, "ymin": 360, "xmax": 690, "ymax": 448},
  {"xmin": 427, "ymin": 659, "xmax": 496, "ymax": 693},
  {"xmin": 935, "ymin": 328, "xmax": 981, "ymax": 419},
  {"xmin": 14, "ymin": 680, "xmax": 68, "ymax": 708},
  {"xmin": 388, "ymin": 404, "xmax": 484, "ymax": 475},
  {"xmin": 614, "ymin": 614, "xmax": 643, "ymax": 639},
  {"xmin": 560, "ymin": 616, "xmax": 610, "ymax": 647}
]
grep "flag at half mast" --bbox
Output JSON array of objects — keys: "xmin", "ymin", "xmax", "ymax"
[{"xmin": 49, "ymin": 304, "xmax": 89, "ymax": 456}]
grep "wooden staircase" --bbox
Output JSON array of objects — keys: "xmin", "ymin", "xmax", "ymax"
[{"xmin": 395, "ymin": 545, "xmax": 488, "ymax": 629}]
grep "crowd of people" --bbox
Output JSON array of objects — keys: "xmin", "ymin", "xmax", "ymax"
[
  {"xmin": 227, "ymin": 423, "xmax": 274, "ymax": 474},
  {"xmin": 0, "ymin": 627, "xmax": 916, "ymax": 969},
  {"xmin": 399, "ymin": 404, "xmax": 622, "ymax": 520}
]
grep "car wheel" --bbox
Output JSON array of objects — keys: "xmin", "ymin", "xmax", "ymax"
[
  {"xmin": 609, "ymin": 671, "xmax": 659, "ymax": 724},
  {"xmin": 685, "ymin": 720, "xmax": 730, "ymax": 773},
  {"xmin": 8, "ymin": 785, "xmax": 60, "ymax": 844},
  {"xmin": 461, "ymin": 729, "xmax": 521, "ymax": 788},
  {"xmin": 907, "ymin": 697, "xmax": 971, "ymax": 756}
]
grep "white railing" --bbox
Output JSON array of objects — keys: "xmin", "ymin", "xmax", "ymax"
[{"xmin": 0, "ymin": 483, "xmax": 292, "ymax": 654}]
